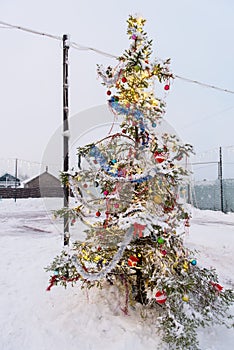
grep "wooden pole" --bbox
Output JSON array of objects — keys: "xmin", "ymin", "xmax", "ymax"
[
  {"xmin": 14, "ymin": 158, "xmax": 18, "ymax": 202},
  {"xmin": 219, "ymin": 146, "xmax": 224, "ymax": 213},
  {"xmin": 63, "ymin": 34, "xmax": 70, "ymax": 245}
]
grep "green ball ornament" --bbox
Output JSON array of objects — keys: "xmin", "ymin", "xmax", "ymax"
[
  {"xmin": 134, "ymin": 65, "xmax": 141, "ymax": 72},
  {"xmin": 157, "ymin": 237, "xmax": 165, "ymax": 244}
]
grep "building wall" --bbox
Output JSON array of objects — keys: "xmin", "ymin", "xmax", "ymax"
[{"xmin": 24, "ymin": 172, "xmax": 61, "ymax": 188}]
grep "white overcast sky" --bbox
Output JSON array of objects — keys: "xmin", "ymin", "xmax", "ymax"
[{"xmin": 0, "ymin": 0, "xmax": 234, "ymax": 179}]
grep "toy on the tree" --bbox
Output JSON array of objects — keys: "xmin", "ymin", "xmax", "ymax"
[{"xmin": 46, "ymin": 15, "xmax": 234, "ymax": 350}]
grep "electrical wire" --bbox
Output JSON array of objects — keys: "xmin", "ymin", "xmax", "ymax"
[
  {"xmin": 1, "ymin": 19, "xmax": 234, "ymax": 94},
  {"xmin": 174, "ymin": 74, "xmax": 234, "ymax": 94},
  {"xmin": 70, "ymin": 41, "xmax": 117, "ymax": 59},
  {"xmin": 0, "ymin": 20, "xmax": 61, "ymax": 41}
]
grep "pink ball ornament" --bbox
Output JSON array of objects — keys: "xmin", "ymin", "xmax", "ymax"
[
  {"xmin": 164, "ymin": 84, "xmax": 170, "ymax": 91},
  {"xmin": 132, "ymin": 34, "xmax": 137, "ymax": 40},
  {"xmin": 103, "ymin": 190, "xmax": 109, "ymax": 196}
]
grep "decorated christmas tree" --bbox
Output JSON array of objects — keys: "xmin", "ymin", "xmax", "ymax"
[{"xmin": 46, "ymin": 16, "xmax": 233, "ymax": 350}]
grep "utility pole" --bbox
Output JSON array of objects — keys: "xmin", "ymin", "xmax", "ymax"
[
  {"xmin": 63, "ymin": 34, "xmax": 70, "ymax": 245},
  {"xmin": 219, "ymin": 146, "xmax": 224, "ymax": 213},
  {"xmin": 14, "ymin": 158, "xmax": 18, "ymax": 202}
]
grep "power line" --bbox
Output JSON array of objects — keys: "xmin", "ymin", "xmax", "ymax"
[
  {"xmin": 1, "ymin": 19, "xmax": 234, "ymax": 94},
  {"xmin": 0, "ymin": 20, "xmax": 61, "ymax": 41},
  {"xmin": 70, "ymin": 41, "xmax": 117, "ymax": 59},
  {"xmin": 174, "ymin": 74, "xmax": 234, "ymax": 95}
]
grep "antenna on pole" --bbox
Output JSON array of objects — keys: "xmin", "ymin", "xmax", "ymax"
[{"xmin": 63, "ymin": 34, "xmax": 70, "ymax": 245}]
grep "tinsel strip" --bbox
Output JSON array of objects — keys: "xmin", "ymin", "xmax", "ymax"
[{"xmin": 71, "ymin": 225, "xmax": 134, "ymax": 281}]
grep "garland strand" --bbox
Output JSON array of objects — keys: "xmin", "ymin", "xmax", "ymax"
[{"xmin": 71, "ymin": 225, "xmax": 134, "ymax": 281}]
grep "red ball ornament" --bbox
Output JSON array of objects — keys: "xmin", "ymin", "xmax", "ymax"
[
  {"xmin": 164, "ymin": 84, "xmax": 170, "ymax": 91},
  {"xmin": 155, "ymin": 291, "xmax": 167, "ymax": 304},
  {"xmin": 122, "ymin": 77, "xmax": 127, "ymax": 83},
  {"xmin": 128, "ymin": 255, "xmax": 139, "ymax": 267},
  {"xmin": 154, "ymin": 151, "xmax": 166, "ymax": 163},
  {"xmin": 211, "ymin": 281, "xmax": 223, "ymax": 292},
  {"xmin": 71, "ymin": 218, "xmax": 76, "ymax": 226},
  {"xmin": 160, "ymin": 249, "xmax": 167, "ymax": 256},
  {"xmin": 107, "ymin": 90, "xmax": 112, "ymax": 95},
  {"xmin": 96, "ymin": 211, "xmax": 101, "ymax": 217}
]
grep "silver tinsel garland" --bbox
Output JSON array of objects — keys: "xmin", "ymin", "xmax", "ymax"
[{"xmin": 71, "ymin": 225, "xmax": 134, "ymax": 281}]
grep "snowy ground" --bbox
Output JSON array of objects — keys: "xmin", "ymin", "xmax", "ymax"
[{"xmin": 0, "ymin": 198, "xmax": 233, "ymax": 350}]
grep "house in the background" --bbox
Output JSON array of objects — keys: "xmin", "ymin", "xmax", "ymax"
[
  {"xmin": 24, "ymin": 167, "xmax": 61, "ymax": 189},
  {"xmin": 0, "ymin": 173, "xmax": 21, "ymax": 188},
  {"xmin": 23, "ymin": 167, "xmax": 62, "ymax": 197}
]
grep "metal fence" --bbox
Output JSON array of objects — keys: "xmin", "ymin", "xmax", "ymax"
[{"xmin": 188, "ymin": 179, "xmax": 234, "ymax": 212}]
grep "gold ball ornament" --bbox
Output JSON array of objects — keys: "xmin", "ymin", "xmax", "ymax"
[
  {"xmin": 151, "ymin": 99, "xmax": 159, "ymax": 106},
  {"xmin": 182, "ymin": 294, "xmax": 189, "ymax": 302},
  {"xmin": 154, "ymin": 195, "xmax": 162, "ymax": 204}
]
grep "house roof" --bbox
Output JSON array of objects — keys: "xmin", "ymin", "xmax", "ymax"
[
  {"xmin": 0, "ymin": 173, "xmax": 20, "ymax": 182},
  {"xmin": 23, "ymin": 171, "xmax": 60, "ymax": 184}
]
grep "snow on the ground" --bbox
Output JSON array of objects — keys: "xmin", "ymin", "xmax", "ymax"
[{"xmin": 0, "ymin": 198, "xmax": 233, "ymax": 350}]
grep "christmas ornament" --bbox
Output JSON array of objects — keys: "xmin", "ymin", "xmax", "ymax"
[
  {"xmin": 133, "ymin": 222, "xmax": 146, "ymax": 238},
  {"xmin": 134, "ymin": 65, "xmax": 141, "ymax": 72},
  {"xmin": 103, "ymin": 190, "xmax": 109, "ymax": 196},
  {"xmin": 155, "ymin": 290, "xmax": 167, "ymax": 304},
  {"xmin": 154, "ymin": 195, "xmax": 162, "ymax": 204},
  {"xmin": 190, "ymin": 259, "xmax": 197, "ymax": 266},
  {"xmin": 107, "ymin": 90, "xmax": 112, "ymax": 95},
  {"xmin": 96, "ymin": 211, "xmax": 101, "ymax": 217},
  {"xmin": 160, "ymin": 249, "xmax": 167, "ymax": 256},
  {"xmin": 182, "ymin": 294, "xmax": 189, "ymax": 302},
  {"xmin": 122, "ymin": 77, "xmax": 127, "ymax": 83},
  {"xmin": 164, "ymin": 84, "xmax": 170, "ymax": 91},
  {"xmin": 211, "ymin": 282, "xmax": 223, "ymax": 292},
  {"xmin": 154, "ymin": 151, "xmax": 166, "ymax": 163},
  {"xmin": 71, "ymin": 218, "xmax": 76, "ymax": 226},
  {"xmin": 128, "ymin": 255, "xmax": 140, "ymax": 267},
  {"xmin": 157, "ymin": 237, "xmax": 165, "ymax": 244}
]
